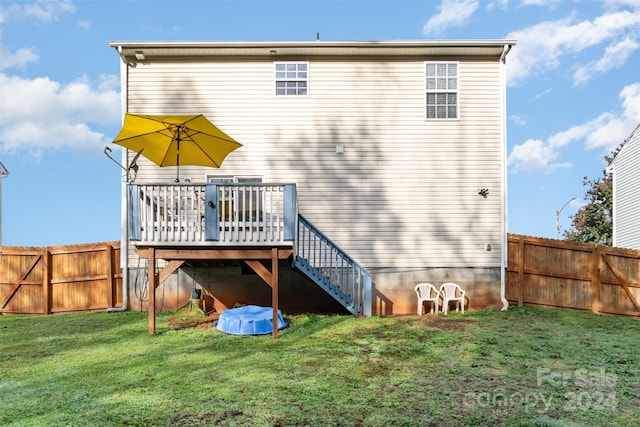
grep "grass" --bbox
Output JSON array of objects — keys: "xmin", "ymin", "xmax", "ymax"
[{"xmin": 0, "ymin": 306, "xmax": 638, "ymax": 426}]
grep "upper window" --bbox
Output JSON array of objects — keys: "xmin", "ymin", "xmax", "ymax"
[
  {"xmin": 207, "ymin": 175, "xmax": 264, "ymax": 184},
  {"xmin": 425, "ymin": 62, "xmax": 458, "ymax": 119},
  {"xmin": 275, "ymin": 62, "xmax": 308, "ymax": 96}
]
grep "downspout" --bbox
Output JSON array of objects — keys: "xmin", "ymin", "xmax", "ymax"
[
  {"xmin": 500, "ymin": 43, "xmax": 513, "ymax": 311},
  {"xmin": 107, "ymin": 45, "xmax": 130, "ymax": 312},
  {"xmin": 607, "ymin": 165, "xmax": 616, "ymax": 248}
]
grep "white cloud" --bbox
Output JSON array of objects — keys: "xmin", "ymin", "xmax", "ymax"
[
  {"xmin": 486, "ymin": 0, "xmax": 509, "ymax": 11},
  {"xmin": 521, "ymin": 0, "xmax": 560, "ymax": 6},
  {"xmin": 573, "ymin": 37, "xmax": 640, "ymax": 86},
  {"xmin": 509, "ymin": 83, "xmax": 640, "ymax": 173},
  {"xmin": 584, "ymin": 82, "xmax": 640, "ymax": 150},
  {"xmin": 534, "ymin": 88, "xmax": 552, "ymax": 100},
  {"xmin": 506, "ymin": 8, "xmax": 640, "ymax": 86},
  {"xmin": 0, "ymin": 73, "xmax": 121, "ymax": 159},
  {"xmin": 509, "ymin": 114, "xmax": 527, "ymax": 126},
  {"xmin": 620, "ymin": 82, "xmax": 640, "ymax": 122},
  {"xmin": 507, "ymin": 138, "xmax": 572, "ymax": 173},
  {"xmin": 548, "ymin": 113, "xmax": 616, "ymax": 149},
  {"xmin": 423, "ymin": 0, "xmax": 479, "ymax": 35},
  {"xmin": 78, "ymin": 20, "xmax": 89, "ymax": 30},
  {"xmin": 604, "ymin": 0, "xmax": 640, "ymax": 8},
  {"xmin": 0, "ymin": 46, "xmax": 39, "ymax": 69},
  {"xmin": 0, "ymin": 0, "xmax": 76, "ymax": 23}
]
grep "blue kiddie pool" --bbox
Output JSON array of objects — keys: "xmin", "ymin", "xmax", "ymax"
[{"xmin": 215, "ymin": 305, "xmax": 288, "ymax": 335}]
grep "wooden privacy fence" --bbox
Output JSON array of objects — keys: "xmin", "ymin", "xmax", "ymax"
[
  {"xmin": 507, "ymin": 234, "xmax": 640, "ymax": 317},
  {"xmin": 0, "ymin": 242, "xmax": 122, "ymax": 314}
]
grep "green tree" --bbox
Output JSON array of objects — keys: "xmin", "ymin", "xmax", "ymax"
[{"xmin": 563, "ymin": 147, "xmax": 621, "ymax": 245}]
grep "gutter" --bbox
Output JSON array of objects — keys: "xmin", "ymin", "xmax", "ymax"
[
  {"xmin": 107, "ymin": 45, "xmax": 130, "ymax": 313},
  {"xmin": 114, "ymin": 44, "xmax": 136, "ymax": 68},
  {"xmin": 500, "ymin": 43, "xmax": 513, "ymax": 63},
  {"xmin": 500, "ymin": 43, "xmax": 513, "ymax": 311},
  {"xmin": 109, "ymin": 39, "xmax": 518, "ymax": 63}
]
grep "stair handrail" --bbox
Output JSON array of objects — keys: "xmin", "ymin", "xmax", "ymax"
[{"xmin": 296, "ymin": 214, "xmax": 372, "ymax": 317}]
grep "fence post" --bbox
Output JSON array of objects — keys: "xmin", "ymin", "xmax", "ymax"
[
  {"xmin": 518, "ymin": 237, "xmax": 525, "ymax": 307},
  {"xmin": 591, "ymin": 246, "xmax": 601, "ymax": 313},
  {"xmin": 106, "ymin": 243, "xmax": 114, "ymax": 308},
  {"xmin": 42, "ymin": 247, "xmax": 51, "ymax": 314}
]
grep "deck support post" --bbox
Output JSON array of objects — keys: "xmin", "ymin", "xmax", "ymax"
[
  {"xmin": 148, "ymin": 247, "xmax": 156, "ymax": 335},
  {"xmin": 243, "ymin": 248, "xmax": 284, "ymax": 338},
  {"xmin": 272, "ymin": 247, "xmax": 279, "ymax": 338}
]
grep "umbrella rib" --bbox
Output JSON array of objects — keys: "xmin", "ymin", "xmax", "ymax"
[
  {"xmin": 184, "ymin": 115, "xmax": 242, "ymax": 145},
  {"xmin": 186, "ymin": 130, "xmax": 241, "ymax": 144},
  {"xmin": 158, "ymin": 135, "xmax": 177, "ymax": 166},
  {"xmin": 113, "ymin": 129, "xmax": 173, "ymax": 142}
]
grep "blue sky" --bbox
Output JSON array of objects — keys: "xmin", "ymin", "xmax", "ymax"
[{"xmin": 0, "ymin": 0, "xmax": 639, "ymax": 246}]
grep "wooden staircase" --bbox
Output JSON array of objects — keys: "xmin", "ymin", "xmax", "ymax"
[{"xmin": 295, "ymin": 215, "xmax": 372, "ymax": 317}]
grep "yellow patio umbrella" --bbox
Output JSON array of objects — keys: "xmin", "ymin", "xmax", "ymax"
[{"xmin": 112, "ymin": 114, "xmax": 242, "ymax": 181}]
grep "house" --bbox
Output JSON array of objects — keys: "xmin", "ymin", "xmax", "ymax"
[
  {"xmin": 607, "ymin": 123, "xmax": 640, "ymax": 250},
  {"xmin": 109, "ymin": 40, "xmax": 516, "ymax": 323}
]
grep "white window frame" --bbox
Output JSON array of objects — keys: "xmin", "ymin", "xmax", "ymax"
[
  {"xmin": 206, "ymin": 175, "xmax": 265, "ymax": 222},
  {"xmin": 205, "ymin": 175, "xmax": 264, "ymax": 203},
  {"xmin": 274, "ymin": 61, "xmax": 309, "ymax": 96},
  {"xmin": 206, "ymin": 175, "xmax": 264, "ymax": 184},
  {"xmin": 425, "ymin": 62, "xmax": 459, "ymax": 120}
]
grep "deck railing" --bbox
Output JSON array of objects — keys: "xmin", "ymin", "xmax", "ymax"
[{"xmin": 127, "ymin": 183, "xmax": 297, "ymax": 246}]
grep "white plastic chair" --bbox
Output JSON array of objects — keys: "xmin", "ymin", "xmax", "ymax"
[
  {"xmin": 439, "ymin": 283, "xmax": 466, "ymax": 315},
  {"xmin": 415, "ymin": 283, "xmax": 440, "ymax": 315}
]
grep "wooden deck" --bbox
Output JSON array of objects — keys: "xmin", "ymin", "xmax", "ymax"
[{"xmin": 128, "ymin": 182, "xmax": 372, "ymax": 335}]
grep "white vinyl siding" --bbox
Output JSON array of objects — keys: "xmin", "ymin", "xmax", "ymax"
[
  {"xmin": 610, "ymin": 126, "xmax": 640, "ymax": 250},
  {"xmin": 125, "ymin": 58, "xmax": 503, "ymax": 268}
]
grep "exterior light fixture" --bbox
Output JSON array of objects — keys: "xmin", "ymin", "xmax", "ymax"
[{"xmin": 135, "ymin": 51, "xmax": 145, "ymax": 61}]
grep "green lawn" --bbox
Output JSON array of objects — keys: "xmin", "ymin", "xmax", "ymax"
[{"xmin": 0, "ymin": 307, "xmax": 638, "ymax": 426}]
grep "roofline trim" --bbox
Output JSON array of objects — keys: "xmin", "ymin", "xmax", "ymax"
[
  {"xmin": 110, "ymin": 40, "xmax": 517, "ymax": 64},
  {"xmin": 110, "ymin": 39, "xmax": 517, "ymax": 49}
]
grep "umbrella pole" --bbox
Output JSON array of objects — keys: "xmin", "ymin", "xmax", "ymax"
[{"xmin": 175, "ymin": 129, "xmax": 181, "ymax": 182}]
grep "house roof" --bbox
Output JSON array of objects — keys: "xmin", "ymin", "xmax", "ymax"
[
  {"xmin": 607, "ymin": 121, "xmax": 640, "ymax": 172},
  {"xmin": 110, "ymin": 40, "xmax": 517, "ymax": 64},
  {"xmin": 0, "ymin": 161, "xmax": 8, "ymax": 177}
]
